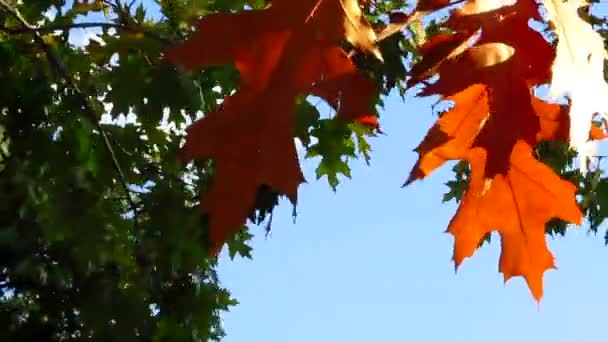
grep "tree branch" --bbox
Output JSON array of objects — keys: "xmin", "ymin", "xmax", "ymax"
[
  {"xmin": 0, "ymin": 21, "xmax": 173, "ymax": 44},
  {"xmin": 0, "ymin": 0, "xmax": 141, "ymax": 226}
]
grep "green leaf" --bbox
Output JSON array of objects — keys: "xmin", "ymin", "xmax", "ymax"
[
  {"xmin": 294, "ymin": 98, "xmax": 320, "ymax": 147},
  {"xmin": 226, "ymin": 227, "xmax": 254, "ymax": 260},
  {"xmin": 307, "ymin": 119, "xmax": 357, "ymax": 190}
]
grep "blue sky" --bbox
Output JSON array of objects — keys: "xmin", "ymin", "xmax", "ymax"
[
  {"xmin": 218, "ymin": 90, "xmax": 608, "ymax": 342},
  {"xmin": 65, "ymin": 1, "xmax": 608, "ymax": 341}
]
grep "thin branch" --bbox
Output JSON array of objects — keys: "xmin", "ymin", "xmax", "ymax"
[
  {"xmin": 375, "ymin": 15, "xmax": 420, "ymax": 44},
  {"xmin": 374, "ymin": 0, "xmax": 468, "ymax": 44},
  {"xmin": 347, "ymin": 8, "xmax": 421, "ymax": 59},
  {"xmin": 0, "ymin": 21, "xmax": 173, "ymax": 44},
  {"xmin": 0, "ymin": 0, "xmax": 141, "ymax": 226}
]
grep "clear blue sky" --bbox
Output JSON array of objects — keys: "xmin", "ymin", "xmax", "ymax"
[
  {"xmin": 67, "ymin": 1, "xmax": 608, "ymax": 341},
  {"xmin": 217, "ymin": 91, "xmax": 608, "ymax": 342}
]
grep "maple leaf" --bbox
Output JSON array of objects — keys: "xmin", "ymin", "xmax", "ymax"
[
  {"xmin": 542, "ymin": 0, "xmax": 608, "ymax": 172},
  {"xmin": 406, "ymin": 0, "xmax": 583, "ymax": 301},
  {"xmin": 163, "ymin": 1, "xmax": 380, "ymax": 252}
]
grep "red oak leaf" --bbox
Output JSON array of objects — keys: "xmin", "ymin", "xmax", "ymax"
[
  {"xmin": 406, "ymin": 0, "xmax": 584, "ymax": 301},
  {"xmin": 163, "ymin": 1, "xmax": 380, "ymax": 253}
]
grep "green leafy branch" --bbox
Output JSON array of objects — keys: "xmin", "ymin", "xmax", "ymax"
[
  {"xmin": 0, "ymin": 21, "xmax": 173, "ymax": 44},
  {"xmin": 0, "ymin": 0, "xmax": 140, "ymax": 225}
]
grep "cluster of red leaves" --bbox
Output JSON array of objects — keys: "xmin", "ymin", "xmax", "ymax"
[
  {"xmin": 405, "ymin": 0, "xmax": 604, "ymax": 301},
  {"xmin": 163, "ymin": 0, "xmax": 606, "ymax": 301}
]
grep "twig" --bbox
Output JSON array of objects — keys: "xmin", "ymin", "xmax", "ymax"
[
  {"xmin": 347, "ymin": 6, "xmax": 423, "ymax": 59},
  {"xmin": 0, "ymin": 0, "xmax": 141, "ymax": 226},
  {"xmin": 0, "ymin": 21, "xmax": 173, "ymax": 44},
  {"xmin": 375, "ymin": 13, "xmax": 421, "ymax": 44},
  {"xmin": 372, "ymin": 0, "xmax": 469, "ymax": 46}
]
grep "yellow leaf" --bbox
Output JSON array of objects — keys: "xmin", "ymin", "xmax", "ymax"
[
  {"xmin": 340, "ymin": 0, "xmax": 382, "ymax": 60},
  {"xmin": 543, "ymin": 0, "xmax": 608, "ymax": 172}
]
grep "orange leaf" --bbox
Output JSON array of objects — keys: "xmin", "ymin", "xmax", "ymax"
[{"xmin": 407, "ymin": 0, "xmax": 583, "ymax": 301}]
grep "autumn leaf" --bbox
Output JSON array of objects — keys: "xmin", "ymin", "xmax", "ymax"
[
  {"xmin": 406, "ymin": 0, "xmax": 583, "ymax": 301},
  {"xmin": 533, "ymin": 98, "xmax": 608, "ymax": 143},
  {"xmin": 407, "ymin": 32, "xmax": 478, "ymax": 86},
  {"xmin": 163, "ymin": 1, "xmax": 380, "ymax": 252},
  {"xmin": 309, "ymin": 53, "xmax": 380, "ymax": 130},
  {"xmin": 337, "ymin": 0, "xmax": 383, "ymax": 59},
  {"xmin": 542, "ymin": 0, "xmax": 608, "ymax": 172}
]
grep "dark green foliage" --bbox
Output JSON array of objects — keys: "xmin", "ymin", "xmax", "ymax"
[{"xmin": 0, "ymin": 1, "xmax": 242, "ymax": 340}]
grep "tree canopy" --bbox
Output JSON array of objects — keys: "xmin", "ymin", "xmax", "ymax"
[{"xmin": 1, "ymin": 0, "xmax": 608, "ymax": 340}]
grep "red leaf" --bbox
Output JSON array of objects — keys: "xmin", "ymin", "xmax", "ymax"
[
  {"xmin": 406, "ymin": 0, "xmax": 583, "ymax": 301},
  {"xmin": 164, "ymin": 1, "xmax": 379, "ymax": 252}
]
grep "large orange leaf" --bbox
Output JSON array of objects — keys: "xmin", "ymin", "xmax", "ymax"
[
  {"xmin": 407, "ymin": 0, "xmax": 583, "ymax": 301},
  {"xmin": 163, "ymin": 1, "xmax": 380, "ymax": 252}
]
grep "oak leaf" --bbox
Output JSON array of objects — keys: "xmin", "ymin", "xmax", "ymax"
[
  {"xmin": 542, "ymin": 0, "xmax": 608, "ymax": 172},
  {"xmin": 407, "ymin": 0, "xmax": 583, "ymax": 301},
  {"xmin": 163, "ymin": 1, "xmax": 380, "ymax": 252}
]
